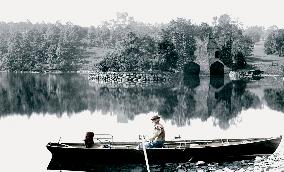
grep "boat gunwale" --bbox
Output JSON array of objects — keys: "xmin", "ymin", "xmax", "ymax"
[{"xmin": 47, "ymin": 135, "xmax": 282, "ymax": 150}]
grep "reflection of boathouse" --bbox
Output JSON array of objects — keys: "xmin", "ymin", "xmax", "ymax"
[{"xmin": 207, "ymin": 77, "xmax": 234, "ymax": 128}]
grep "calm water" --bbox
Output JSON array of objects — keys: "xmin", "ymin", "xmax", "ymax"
[{"xmin": 0, "ymin": 72, "xmax": 284, "ymax": 172}]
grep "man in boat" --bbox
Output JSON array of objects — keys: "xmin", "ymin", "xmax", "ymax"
[{"xmin": 144, "ymin": 115, "xmax": 165, "ymax": 148}]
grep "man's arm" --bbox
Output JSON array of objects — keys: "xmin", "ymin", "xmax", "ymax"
[{"xmin": 149, "ymin": 127, "xmax": 162, "ymax": 141}]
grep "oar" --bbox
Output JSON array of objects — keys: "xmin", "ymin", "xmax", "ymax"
[{"xmin": 141, "ymin": 137, "xmax": 151, "ymax": 172}]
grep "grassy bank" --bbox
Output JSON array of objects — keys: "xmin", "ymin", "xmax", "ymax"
[
  {"xmin": 82, "ymin": 41, "xmax": 284, "ymax": 76},
  {"xmin": 246, "ymin": 41, "xmax": 284, "ymax": 75}
]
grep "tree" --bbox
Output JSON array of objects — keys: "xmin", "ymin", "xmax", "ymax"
[
  {"xmin": 0, "ymin": 33, "xmax": 9, "ymax": 69},
  {"xmin": 0, "ymin": 21, "xmax": 89, "ymax": 72},
  {"xmin": 233, "ymin": 52, "xmax": 246, "ymax": 69},
  {"xmin": 212, "ymin": 15, "xmax": 235, "ymax": 66},
  {"xmin": 232, "ymin": 35, "xmax": 254, "ymax": 57},
  {"xmin": 162, "ymin": 18, "xmax": 196, "ymax": 70},
  {"xmin": 27, "ymin": 29, "xmax": 47, "ymax": 71},
  {"xmin": 275, "ymin": 29, "xmax": 284, "ymax": 56},
  {"xmin": 213, "ymin": 14, "xmax": 254, "ymax": 67},
  {"xmin": 99, "ymin": 32, "xmax": 158, "ymax": 72},
  {"xmin": 195, "ymin": 22, "xmax": 212, "ymax": 41},
  {"xmin": 56, "ymin": 23, "xmax": 86, "ymax": 71},
  {"xmin": 5, "ymin": 33, "xmax": 24, "ymax": 71},
  {"xmin": 264, "ymin": 29, "xmax": 284, "ymax": 56},
  {"xmin": 264, "ymin": 25, "xmax": 278, "ymax": 40},
  {"xmin": 158, "ymin": 38, "xmax": 178, "ymax": 71},
  {"xmin": 244, "ymin": 26, "xmax": 264, "ymax": 43},
  {"xmin": 264, "ymin": 30, "xmax": 277, "ymax": 55},
  {"xmin": 43, "ymin": 24, "xmax": 61, "ymax": 70}
]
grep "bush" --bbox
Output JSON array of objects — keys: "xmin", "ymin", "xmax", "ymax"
[{"xmin": 233, "ymin": 52, "xmax": 246, "ymax": 69}]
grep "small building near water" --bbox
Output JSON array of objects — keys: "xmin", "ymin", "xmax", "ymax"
[{"xmin": 188, "ymin": 37, "xmax": 230, "ymax": 76}]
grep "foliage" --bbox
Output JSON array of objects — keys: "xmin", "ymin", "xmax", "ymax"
[
  {"xmin": 158, "ymin": 39, "xmax": 179, "ymax": 71},
  {"xmin": 0, "ymin": 13, "xmax": 255, "ymax": 72},
  {"xmin": 264, "ymin": 29, "xmax": 284, "ymax": 56},
  {"xmin": 87, "ymin": 12, "xmax": 161, "ymax": 48},
  {"xmin": 6, "ymin": 33, "xmax": 24, "ymax": 71},
  {"xmin": 195, "ymin": 23, "xmax": 212, "ymax": 41},
  {"xmin": 56, "ymin": 23, "xmax": 86, "ymax": 71},
  {"xmin": 212, "ymin": 14, "xmax": 254, "ymax": 67},
  {"xmin": 0, "ymin": 22, "xmax": 87, "ymax": 71},
  {"xmin": 275, "ymin": 29, "xmax": 284, "ymax": 56},
  {"xmin": 263, "ymin": 25, "xmax": 278, "ymax": 40},
  {"xmin": 97, "ymin": 14, "xmax": 254, "ymax": 72},
  {"xmin": 232, "ymin": 52, "xmax": 246, "ymax": 70},
  {"xmin": 161, "ymin": 18, "xmax": 196, "ymax": 69},
  {"xmin": 232, "ymin": 35, "xmax": 254, "ymax": 57},
  {"xmin": 98, "ymin": 32, "xmax": 158, "ymax": 72},
  {"xmin": 264, "ymin": 30, "xmax": 278, "ymax": 55},
  {"xmin": 244, "ymin": 26, "xmax": 264, "ymax": 43}
]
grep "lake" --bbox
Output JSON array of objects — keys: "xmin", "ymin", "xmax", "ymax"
[{"xmin": 0, "ymin": 72, "xmax": 284, "ymax": 171}]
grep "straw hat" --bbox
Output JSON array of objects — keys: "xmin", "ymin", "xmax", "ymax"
[{"xmin": 151, "ymin": 115, "xmax": 161, "ymax": 121}]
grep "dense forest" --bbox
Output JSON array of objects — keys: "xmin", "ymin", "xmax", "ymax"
[
  {"xmin": 0, "ymin": 22, "xmax": 88, "ymax": 72},
  {"xmin": 0, "ymin": 13, "xmax": 282, "ymax": 72}
]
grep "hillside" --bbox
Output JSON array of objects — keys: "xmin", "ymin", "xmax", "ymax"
[
  {"xmin": 81, "ymin": 41, "xmax": 284, "ymax": 75},
  {"xmin": 246, "ymin": 41, "xmax": 284, "ymax": 75}
]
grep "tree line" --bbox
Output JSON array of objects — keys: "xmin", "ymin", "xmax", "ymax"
[
  {"xmin": 0, "ymin": 22, "xmax": 88, "ymax": 72},
  {"xmin": 264, "ymin": 26, "xmax": 284, "ymax": 56},
  {"xmin": 0, "ymin": 13, "xmax": 281, "ymax": 72},
  {"xmin": 97, "ymin": 14, "xmax": 255, "ymax": 72}
]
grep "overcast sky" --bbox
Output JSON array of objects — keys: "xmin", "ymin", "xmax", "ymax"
[{"xmin": 0, "ymin": 0, "xmax": 283, "ymax": 28}]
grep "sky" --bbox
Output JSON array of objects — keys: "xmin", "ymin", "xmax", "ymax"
[{"xmin": 0, "ymin": 0, "xmax": 283, "ymax": 28}]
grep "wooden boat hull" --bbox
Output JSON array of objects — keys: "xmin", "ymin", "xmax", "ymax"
[
  {"xmin": 47, "ymin": 136, "xmax": 282, "ymax": 170},
  {"xmin": 188, "ymin": 136, "xmax": 282, "ymax": 162}
]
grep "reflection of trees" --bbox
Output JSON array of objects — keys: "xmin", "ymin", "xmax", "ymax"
[
  {"xmin": 0, "ymin": 73, "xmax": 262, "ymax": 128},
  {"xmin": 264, "ymin": 88, "xmax": 284, "ymax": 113},
  {"xmin": 92, "ymin": 86, "xmax": 167, "ymax": 120},
  {"xmin": 158, "ymin": 89, "xmax": 178, "ymax": 119},
  {"xmin": 0, "ymin": 73, "xmax": 90, "ymax": 117},
  {"xmin": 208, "ymin": 79, "xmax": 261, "ymax": 129},
  {"xmin": 184, "ymin": 74, "xmax": 200, "ymax": 89},
  {"xmin": 161, "ymin": 75, "xmax": 207, "ymax": 126}
]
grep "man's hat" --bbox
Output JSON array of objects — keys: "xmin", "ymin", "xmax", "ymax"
[{"xmin": 151, "ymin": 115, "xmax": 161, "ymax": 120}]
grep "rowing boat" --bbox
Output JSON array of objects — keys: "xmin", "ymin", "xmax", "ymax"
[{"xmin": 47, "ymin": 135, "xmax": 282, "ymax": 170}]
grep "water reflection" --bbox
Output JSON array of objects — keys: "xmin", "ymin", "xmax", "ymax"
[
  {"xmin": 0, "ymin": 72, "xmax": 279, "ymax": 129},
  {"xmin": 264, "ymin": 88, "xmax": 284, "ymax": 113},
  {"xmin": 210, "ymin": 75, "xmax": 224, "ymax": 89},
  {"xmin": 47, "ymin": 160, "xmax": 176, "ymax": 171},
  {"xmin": 0, "ymin": 73, "xmax": 90, "ymax": 116},
  {"xmin": 208, "ymin": 79, "xmax": 261, "ymax": 129},
  {"xmin": 184, "ymin": 74, "xmax": 200, "ymax": 89}
]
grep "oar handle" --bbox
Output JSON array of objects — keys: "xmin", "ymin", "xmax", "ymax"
[{"xmin": 142, "ymin": 138, "xmax": 151, "ymax": 172}]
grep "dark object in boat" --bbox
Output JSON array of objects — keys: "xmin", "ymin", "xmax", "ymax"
[
  {"xmin": 47, "ymin": 135, "xmax": 282, "ymax": 170},
  {"xmin": 84, "ymin": 132, "xmax": 94, "ymax": 148}
]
